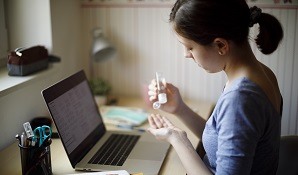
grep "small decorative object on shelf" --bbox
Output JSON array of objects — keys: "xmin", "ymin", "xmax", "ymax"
[
  {"xmin": 7, "ymin": 45, "xmax": 61, "ymax": 76},
  {"xmin": 89, "ymin": 78, "xmax": 111, "ymax": 106}
]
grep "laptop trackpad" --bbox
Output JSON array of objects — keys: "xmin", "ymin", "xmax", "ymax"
[{"xmin": 129, "ymin": 142, "xmax": 169, "ymax": 161}]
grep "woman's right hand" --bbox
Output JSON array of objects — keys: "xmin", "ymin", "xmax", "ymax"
[{"xmin": 148, "ymin": 79, "xmax": 184, "ymax": 114}]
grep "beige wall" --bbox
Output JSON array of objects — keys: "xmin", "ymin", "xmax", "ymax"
[
  {"xmin": 82, "ymin": 3, "xmax": 298, "ymax": 135},
  {"xmin": 50, "ymin": 0, "xmax": 85, "ymax": 76},
  {"xmin": 0, "ymin": 0, "xmax": 83, "ymax": 150},
  {"xmin": 6, "ymin": 0, "xmax": 52, "ymax": 51}
]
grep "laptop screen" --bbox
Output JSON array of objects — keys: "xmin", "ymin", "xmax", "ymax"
[{"xmin": 42, "ymin": 70, "xmax": 106, "ymax": 167}]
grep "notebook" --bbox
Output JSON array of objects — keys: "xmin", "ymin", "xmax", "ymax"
[{"xmin": 41, "ymin": 70, "xmax": 170, "ymax": 174}]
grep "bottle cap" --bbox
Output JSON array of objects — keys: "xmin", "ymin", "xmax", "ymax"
[{"xmin": 153, "ymin": 101, "xmax": 161, "ymax": 109}]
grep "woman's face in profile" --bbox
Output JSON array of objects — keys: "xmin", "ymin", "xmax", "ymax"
[{"xmin": 176, "ymin": 34, "xmax": 226, "ymax": 73}]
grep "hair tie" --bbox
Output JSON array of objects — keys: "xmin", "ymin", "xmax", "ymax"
[{"xmin": 249, "ymin": 6, "xmax": 262, "ymax": 27}]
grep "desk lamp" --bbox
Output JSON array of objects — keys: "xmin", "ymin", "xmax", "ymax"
[
  {"xmin": 90, "ymin": 27, "xmax": 116, "ymax": 78},
  {"xmin": 89, "ymin": 28, "xmax": 116, "ymax": 106}
]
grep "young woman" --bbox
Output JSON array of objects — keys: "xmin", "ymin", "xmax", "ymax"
[{"xmin": 147, "ymin": 0, "xmax": 283, "ymax": 174}]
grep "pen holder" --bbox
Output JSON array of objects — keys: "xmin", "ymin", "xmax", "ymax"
[{"xmin": 18, "ymin": 139, "xmax": 52, "ymax": 175}]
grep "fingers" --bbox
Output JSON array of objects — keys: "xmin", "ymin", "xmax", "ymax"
[
  {"xmin": 148, "ymin": 93, "xmax": 157, "ymax": 101},
  {"xmin": 148, "ymin": 79, "xmax": 157, "ymax": 101},
  {"xmin": 162, "ymin": 116, "xmax": 174, "ymax": 128},
  {"xmin": 148, "ymin": 79, "xmax": 157, "ymax": 91},
  {"xmin": 148, "ymin": 114, "xmax": 158, "ymax": 129},
  {"xmin": 148, "ymin": 114, "xmax": 170, "ymax": 129},
  {"xmin": 148, "ymin": 90, "xmax": 155, "ymax": 96},
  {"xmin": 148, "ymin": 83, "xmax": 156, "ymax": 91},
  {"xmin": 148, "ymin": 114, "xmax": 162, "ymax": 128},
  {"xmin": 154, "ymin": 114, "xmax": 164, "ymax": 128}
]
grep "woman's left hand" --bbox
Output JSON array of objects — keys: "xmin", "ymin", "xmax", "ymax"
[
  {"xmin": 147, "ymin": 114, "xmax": 186, "ymax": 144},
  {"xmin": 148, "ymin": 114, "xmax": 212, "ymax": 175}
]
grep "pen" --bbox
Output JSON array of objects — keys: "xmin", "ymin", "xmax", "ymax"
[
  {"xmin": 20, "ymin": 132, "xmax": 26, "ymax": 147},
  {"xmin": 15, "ymin": 134, "xmax": 21, "ymax": 145},
  {"xmin": 116, "ymin": 124, "xmax": 146, "ymax": 132}
]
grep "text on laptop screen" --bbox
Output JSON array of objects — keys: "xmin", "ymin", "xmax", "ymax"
[{"xmin": 48, "ymin": 80, "xmax": 102, "ymax": 153}]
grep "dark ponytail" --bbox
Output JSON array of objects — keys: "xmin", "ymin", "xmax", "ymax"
[
  {"xmin": 255, "ymin": 12, "xmax": 284, "ymax": 54},
  {"xmin": 170, "ymin": 0, "xmax": 283, "ymax": 55}
]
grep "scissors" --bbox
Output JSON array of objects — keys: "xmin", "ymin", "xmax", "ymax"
[{"xmin": 33, "ymin": 125, "xmax": 52, "ymax": 147}]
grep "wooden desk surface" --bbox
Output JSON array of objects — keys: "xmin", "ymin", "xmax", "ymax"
[{"xmin": 0, "ymin": 97, "xmax": 213, "ymax": 175}]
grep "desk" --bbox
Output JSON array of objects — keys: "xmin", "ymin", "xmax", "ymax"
[{"xmin": 0, "ymin": 97, "xmax": 213, "ymax": 175}]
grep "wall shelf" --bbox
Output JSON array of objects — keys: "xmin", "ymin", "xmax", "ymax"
[
  {"xmin": 81, "ymin": 0, "xmax": 298, "ymax": 9},
  {"xmin": 0, "ymin": 63, "xmax": 60, "ymax": 98}
]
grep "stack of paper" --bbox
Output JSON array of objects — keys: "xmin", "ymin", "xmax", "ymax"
[
  {"xmin": 66, "ymin": 170, "xmax": 129, "ymax": 175},
  {"xmin": 99, "ymin": 106, "xmax": 148, "ymax": 126},
  {"xmin": 66, "ymin": 170, "xmax": 144, "ymax": 175}
]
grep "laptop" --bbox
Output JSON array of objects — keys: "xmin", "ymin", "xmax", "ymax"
[{"xmin": 41, "ymin": 70, "xmax": 170, "ymax": 174}]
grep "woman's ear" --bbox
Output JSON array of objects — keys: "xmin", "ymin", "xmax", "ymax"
[{"xmin": 214, "ymin": 38, "xmax": 229, "ymax": 56}]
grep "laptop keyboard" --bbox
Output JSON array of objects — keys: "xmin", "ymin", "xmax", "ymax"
[{"xmin": 88, "ymin": 134, "xmax": 140, "ymax": 166}]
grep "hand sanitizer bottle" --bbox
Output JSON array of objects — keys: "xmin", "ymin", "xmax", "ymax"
[{"xmin": 153, "ymin": 72, "xmax": 167, "ymax": 109}]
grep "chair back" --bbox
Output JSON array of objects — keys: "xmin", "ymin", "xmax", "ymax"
[{"xmin": 276, "ymin": 135, "xmax": 298, "ymax": 175}]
